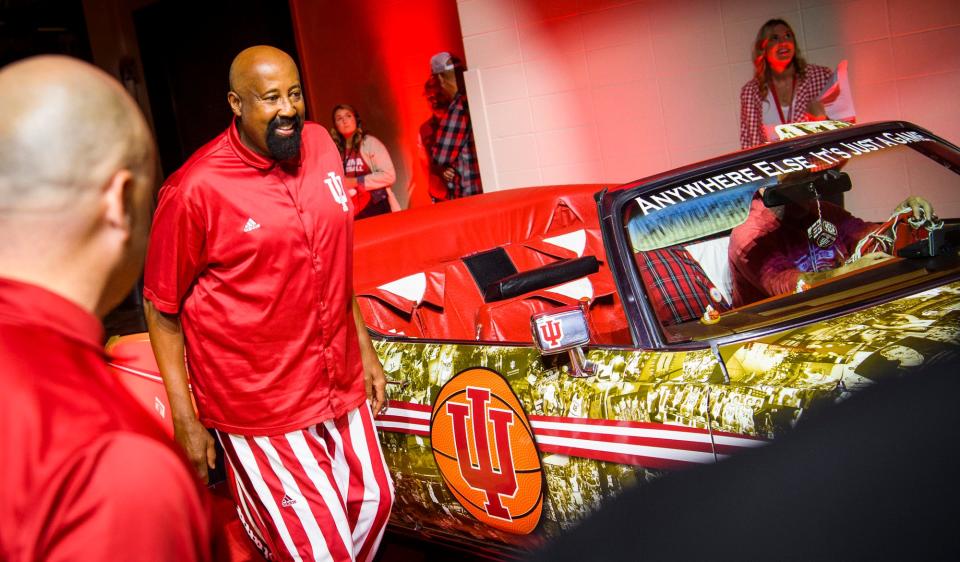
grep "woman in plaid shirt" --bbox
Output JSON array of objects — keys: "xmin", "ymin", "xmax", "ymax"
[{"xmin": 739, "ymin": 19, "xmax": 834, "ymax": 149}]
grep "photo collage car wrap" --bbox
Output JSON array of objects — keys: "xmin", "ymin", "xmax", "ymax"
[{"xmin": 372, "ymin": 282, "xmax": 960, "ymax": 550}]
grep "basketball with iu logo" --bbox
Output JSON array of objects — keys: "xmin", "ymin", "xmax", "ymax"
[{"xmin": 430, "ymin": 367, "xmax": 544, "ymax": 534}]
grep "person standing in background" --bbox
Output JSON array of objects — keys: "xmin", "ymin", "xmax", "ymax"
[
  {"xmin": 143, "ymin": 46, "xmax": 393, "ymax": 561},
  {"xmin": 430, "ymin": 51, "xmax": 483, "ymax": 199},
  {"xmin": 330, "ymin": 104, "xmax": 399, "ymax": 218},
  {"xmin": 0, "ymin": 56, "xmax": 212, "ymax": 562},
  {"xmin": 739, "ymin": 19, "xmax": 833, "ymax": 149},
  {"xmin": 418, "ymin": 76, "xmax": 452, "ymax": 203}
]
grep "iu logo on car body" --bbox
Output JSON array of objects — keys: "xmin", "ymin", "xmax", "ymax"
[{"xmin": 430, "ymin": 367, "xmax": 543, "ymax": 534}]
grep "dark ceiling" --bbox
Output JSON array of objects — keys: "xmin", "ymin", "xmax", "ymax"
[{"xmin": 0, "ymin": 0, "xmax": 92, "ymax": 67}]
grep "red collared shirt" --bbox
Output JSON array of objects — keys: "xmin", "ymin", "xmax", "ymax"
[
  {"xmin": 144, "ymin": 121, "xmax": 366, "ymax": 435},
  {"xmin": 0, "ymin": 278, "xmax": 211, "ymax": 561}
]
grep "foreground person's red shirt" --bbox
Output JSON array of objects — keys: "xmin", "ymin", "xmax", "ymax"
[
  {"xmin": 0, "ymin": 278, "xmax": 211, "ymax": 561},
  {"xmin": 144, "ymin": 121, "xmax": 366, "ymax": 436}
]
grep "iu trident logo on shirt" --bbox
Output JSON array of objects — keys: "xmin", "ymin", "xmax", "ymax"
[
  {"xmin": 430, "ymin": 367, "xmax": 544, "ymax": 535},
  {"xmin": 324, "ymin": 171, "xmax": 349, "ymax": 212}
]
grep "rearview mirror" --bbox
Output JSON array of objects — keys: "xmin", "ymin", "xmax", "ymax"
[{"xmin": 762, "ymin": 169, "xmax": 851, "ymax": 208}]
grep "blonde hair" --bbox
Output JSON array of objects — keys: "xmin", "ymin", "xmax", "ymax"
[{"xmin": 752, "ymin": 19, "xmax": 807, "ymax": 99}]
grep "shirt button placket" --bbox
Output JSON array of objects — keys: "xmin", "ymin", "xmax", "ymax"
[{"xmin": 313, "ymin": 248, "xmax": 334, "ymax": 380}]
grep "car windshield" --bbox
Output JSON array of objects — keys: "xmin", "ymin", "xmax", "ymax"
[{"xmin": 623, "ymin": 126, "xmax": 960, "ymax": 344}]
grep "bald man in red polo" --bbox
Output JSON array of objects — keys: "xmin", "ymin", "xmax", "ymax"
[
  {"xmin": 0, "ymin": 57, "xmax": 211, "ymax": 561},
  {"xmin": 143, "ymin": 46, "xmax": 394, "ymax": 562}
]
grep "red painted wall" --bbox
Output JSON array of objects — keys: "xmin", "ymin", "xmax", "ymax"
[{"xmin": 289, "ymin": 0, "xmax": 464, "ymax": 208}]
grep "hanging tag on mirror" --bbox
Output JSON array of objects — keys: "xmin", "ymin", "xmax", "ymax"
[
  {"xmin": 808, "ymin": 217, "xmax": 838, "ymax": 248},
  {"xmin": 808, "ymin": 192, "xmax": 838, "ymax": 249}
]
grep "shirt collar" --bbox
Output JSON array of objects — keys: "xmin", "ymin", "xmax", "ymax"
[
  {"xmin": 227, "ymin": 119, "xmax": 303, "ymax": 171},
  {"xmin": 447, "ymin": 91, "xmax": 464, "ymax": 111},
  {"xmin": 0, "ymin": 277, "xmax": 105, "ymax": 354}
]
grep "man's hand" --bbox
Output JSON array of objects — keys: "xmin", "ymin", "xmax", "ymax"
[
  {"xmin": 442, "ymin": 166, "xmax": 457, "ymax": 183},
  {"xmin": 173, "ymin": 416, "xmax": 217, "ymax": 484},
  {"xmin": 363, "ymin": 355, "xmax": 388, "ymax": 416},
  {"xmin": 342, "ymin": 176, "xmax": 359, "ymax": 190},
  {"xmin": 144, "ymin": 301, "xmax": 215, "ymax": 482},
  {"xmin": 352, "ymin": 297, "xmax": 388, "ymax": 416},
  {"xmin": 898, "ymin": 196, "xmax": 934, "ymax": 221}
]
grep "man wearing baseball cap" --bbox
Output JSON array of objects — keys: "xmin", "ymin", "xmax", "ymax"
[{"xmin": 428, "ymin": 51, "xmax": 483, "ymax": 200}]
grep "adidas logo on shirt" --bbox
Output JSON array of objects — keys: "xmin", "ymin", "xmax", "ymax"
[
  {"xmin": 281, "ymin": 494, "xmax": 296, "ymax": 507},
  {"xmin": 243, "ymin": 218, "xmax": 261, "ymax": 232}
]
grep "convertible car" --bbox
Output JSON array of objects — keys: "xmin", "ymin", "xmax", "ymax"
[{"xmin": 107, "ymin": 121, "xmax": 960, "ymax": 558}]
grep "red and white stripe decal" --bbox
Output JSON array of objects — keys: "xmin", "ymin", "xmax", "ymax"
[
  {"xmin": 107, "ymin": 365, "xmax": 766, "ymax": 469},
  {"xmin": 376, "ymin": 401, "xmax": 766, "ymax": 469},
  {"xmin": 375, "ymin": 402, "xmax": 432, "ymax": 437}
]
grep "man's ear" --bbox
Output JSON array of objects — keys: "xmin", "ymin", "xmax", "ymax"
[
  {"xmin": 228, "ymin": 91, "xmax": 242, "ymax": 118},
  {"xmin": 102, "ymin": 168, "xmax": 134, "ymax": 239}
]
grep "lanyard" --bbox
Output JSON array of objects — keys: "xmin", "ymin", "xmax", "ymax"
[{"xmin": 769, "ymin": 75, "xmax": 796, "ymax": 124}]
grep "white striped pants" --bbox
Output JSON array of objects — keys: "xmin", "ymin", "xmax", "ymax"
[{"xmin": 218, "ymin": 404, "xmax": 395, "ymax": 562}]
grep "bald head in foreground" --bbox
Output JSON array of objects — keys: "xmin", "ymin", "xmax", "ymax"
[
  {"xmin": 0, "ymin": 55, "xmax": 155, "ymax": 315},
  {"xmin": 0, "ymin": 56, "xmax": 212, "ymax": 561}
]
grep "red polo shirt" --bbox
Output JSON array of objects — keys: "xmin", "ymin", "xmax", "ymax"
[
  {"xmin": 144, "ymin": 121, "xmax": 366, "ymax": 436},
  {"xmin": 0, "ymin": 278, "xmax": 211, "ymax": 561}
]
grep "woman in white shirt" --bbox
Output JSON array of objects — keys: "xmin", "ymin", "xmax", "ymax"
[{"xmin": 330, "ymin": 104, "xmax": 399, "ymax": 218}]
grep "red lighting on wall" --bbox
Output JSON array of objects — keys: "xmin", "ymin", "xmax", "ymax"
[{"xmin": 289, "ymin": 0, "xmax": 463, "ymax": 208}]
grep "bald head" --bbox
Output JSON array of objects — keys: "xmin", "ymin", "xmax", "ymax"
[
  {"xmin": 229, "ymin": 45, "xmax": 298, "ymax": 93},
  {"xmin": 0, "ymin": 56, "xmax": 154, "ymax": 210},
  {"xmin": 0, "ymin": 56, "xmax": 157, "ymax": 316},
  {"xmin": 227, "ymin": 46, "xmax": 305, "ymax": 160}
]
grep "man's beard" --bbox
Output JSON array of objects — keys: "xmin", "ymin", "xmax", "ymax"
[{"xmin": 266, "ymin": 114, "xmax": 304, "ymax": 160}]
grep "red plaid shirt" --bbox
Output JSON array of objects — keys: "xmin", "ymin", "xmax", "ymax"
[
  {"xmin": 635, "ymin": 247, "xmax": 730, "ymax": 326},
  {"xmin": 431, "ymin": 92, "xmax": 482, "ymax": 198},
  {"xmin": 739, "ymin": 64, "xmax": 833, "ymax": 149}
]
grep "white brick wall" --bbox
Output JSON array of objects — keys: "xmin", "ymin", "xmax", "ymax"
[{"xmin": 457, "ymin": 0, "xmax": 960, "ymax": 203}]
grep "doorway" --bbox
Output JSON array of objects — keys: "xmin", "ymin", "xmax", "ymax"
[{"xmin": 133, "ymin": 0, "xmax": 299, "ymax": 178}]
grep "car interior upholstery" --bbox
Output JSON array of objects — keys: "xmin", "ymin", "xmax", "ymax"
[{"xmin": 353, "ymin": 184, "xmax": 629, "ymax": 344}]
